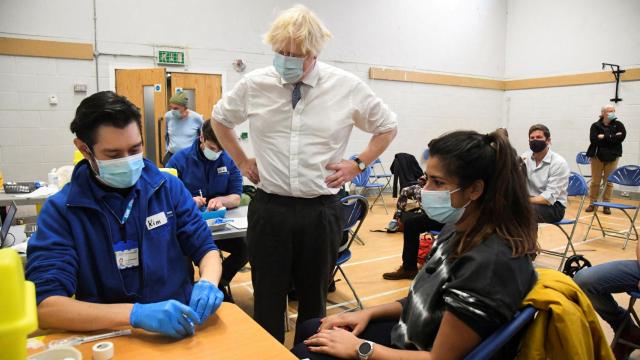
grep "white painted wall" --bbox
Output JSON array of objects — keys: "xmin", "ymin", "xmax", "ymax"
[
  {"xmin": 504, "ymin": 0, "xmax": 640, "ymax": 170},
  {"xmin": 0, "ymin": 0, "xmax": 507, "ymax": 181}
]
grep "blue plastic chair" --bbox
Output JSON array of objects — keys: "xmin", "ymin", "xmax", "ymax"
[
  {"xmin": 611, "ymin": 291, "xmax": 640, "ymax": 351},
  {"xmin": 369, "ymin": 158, "xmax": 392, "ymax": 191},
  {"xmin": 465, "ymin": 306, "xmax": 537, "ymax": 360},
  {"xmin": 575, "ymin": 151, "xmax": 592, "ymax": 180},
  {"xmin": 586, "ymin": 165, "xmax": 640, "ymax": 249},
  {"xmin": 331, "ymin": 195, "xmax": 369, "ymax": 311},
  {"xmin": 351, "ymin": 159, "xmax": 389, "ymax": 214},
  {"xmin": 422, "ymin": 148, "xmax": 430, "ymax": 162},
  {"xmin": 539, "ymin": 172, "xmax": 589, "ymax": 270}
]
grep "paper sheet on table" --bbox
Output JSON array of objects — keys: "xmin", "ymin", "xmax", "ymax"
[
  {"xmin": 225, "ymin": 217, "xmax": 248, "ymax": 230},
  {"xmin": 14, "ymin": 185, "xmax": 58, "ymax": 198}
]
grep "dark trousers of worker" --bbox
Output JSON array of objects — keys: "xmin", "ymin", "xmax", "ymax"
[
  {"xmin": 248, "ymin": 189, "xmax": 343, "ymax": 343},
  {"xmin": 215, "ymin": 237, "xmax": 248, "ymax": 286},
  {"xmin": 533, "ymin": 201, "xmax": 565, "ymax": 224},
  {"xmin": 291, "ymin": 318, "xmax": 397, "ymax": 359},
  {"xmin": 402, "ymin": 212, "xmax": 443, "ymax": 271}
]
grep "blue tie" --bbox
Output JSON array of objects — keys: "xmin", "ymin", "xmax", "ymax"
[{"xmin": 292, "ymin": 82, "xmax": 302, "ymax": 109}]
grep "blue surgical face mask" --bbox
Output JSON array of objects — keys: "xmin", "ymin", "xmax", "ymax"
[
  {"xmin": 607, "ymin": 112, "xmax": 617, "ymax": 121},
  {"xmin": 93, "ymin": 153, "xmax": 145, "ymax": 189},
  {"xmin": 273, "ymin": 52, "xmax": 304, "ymax": 83},
  {"xmin": 171, "ymin": 109, "xmax": 182, "ymax": 118},
  {"xmin": 420, "ymin": 188, "xmax": 470, "ymax": 224},
  {"xmin": 203, "ymin": 147, "xmax": 222, "ymax": 161}
]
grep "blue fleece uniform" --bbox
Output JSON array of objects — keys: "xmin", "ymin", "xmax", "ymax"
[
  {"xmin": 26, "ymin": 159, "xmax": 217, "ymax": 305},
  {"xmin": 166, "ymin": 139, "xmax": 242, "ymax": 200}
]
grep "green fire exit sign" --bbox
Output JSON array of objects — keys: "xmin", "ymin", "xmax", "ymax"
[{"xmin": 158, "ymin": 51, "xmax": 185, "ymax": 65}]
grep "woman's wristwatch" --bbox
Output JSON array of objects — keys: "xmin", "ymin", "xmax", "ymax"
[
  {"xmin": 354, "ymin": 157, "xmax": 366, "ymax": 172},
  {"xmin": 357, "ymin": 340, "xmax": 375, "ymax": 360}
]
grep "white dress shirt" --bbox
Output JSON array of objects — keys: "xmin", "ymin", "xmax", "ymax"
[
  {"xmin": 521, "ymin": 149, "xmax": 570, "ymax": 207},
  {"xmin": 213, "ymin": 61, "xmax": 397, "ymax": 198}
]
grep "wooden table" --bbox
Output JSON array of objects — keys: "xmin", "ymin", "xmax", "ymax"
[{"xmin": 28, "ymin": 303, "xmax": 296, "ymax": 359}]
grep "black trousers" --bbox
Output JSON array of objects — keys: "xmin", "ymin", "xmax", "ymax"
[
  {"xmin": 248, "ymin": 189, "xmax": 343, "ymax": 343},
  {"xmin": 402, "ymin": 212, "xmax": 443, "ymax": 271},
  {"xmin": 215, "ymin": 237, "xmax": 248, "ymax": 285},
  {"xmin": 533, "ymin": 201, "xmax": 565, "ymax": 224},
  {"xmin": 291, "ymin": 318, "xmax": 397, "ymax": 359}
]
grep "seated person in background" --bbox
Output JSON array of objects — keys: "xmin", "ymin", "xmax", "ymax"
[
  {"xmin": 383, "ymin": 176, "xmax": 444, "ymax": 280},
  {"xmin": 167, "ymin": 119, "xmax": 247, "ymax": 301},
  {"xmin": 26, "ymin": 91, "xmax": 224, "ymax": 338},
  {"xmin": 292, "ymin": 129, "xmax": 538, "ymax": 359},
  {"xmin": 521, "ymin": 124, "xmax": 570, "ymax": 223},
  {"xmin": 574, "ymin": 240, "xmax": 640, "ymax": 359}
]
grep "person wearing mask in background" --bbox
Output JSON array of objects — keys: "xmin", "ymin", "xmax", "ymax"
[
  {"xmin": 163, "ymin": 92, "xmax": 204, "ymax": 165},
  {"xmin": 585, "ymin": 104, "xmax": 627, "ymax": 215},
  {"xmin": 167, "ymin": 119, "xmax": 247, "ymax": 302},
  {"xmin": 521, "ymin": 124, "xmax": 570, "ymax": 223},
  {"xmin": 292, "ymin": 129, "xmax": 537, "ymax": 359},
  {"xmin": 211, "ymin": 5, "xmax": 397, "ymax": 342},
  {"xmin": 26, "ymin": 91, "xmax": 223, "ymax": 339}
]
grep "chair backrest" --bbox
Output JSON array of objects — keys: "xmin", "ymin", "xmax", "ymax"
[
  {"xmin": 607, "ymin": 165, "xmax": 640, "ymax": 187},
  {"xmin": 339, "ymin": 195, "xmax": 369, "ymax": 252},
  {"xmin": 576, "ymin": 151, "xmax": 591, "ymax": 165},
  {"xmin": 464, "ymin": 306, "xmax": 537, "ymax": 360},
  {"xmin": 371, "ymin": 158, "xmax": 382, "ymax": 165},
  {"xmin": 351, "ymin": 166, "xmax": 372, "ymax": 187},
  {"xmin": 567, "ymin": 172, "xmax": 588, "ymax": 197}
]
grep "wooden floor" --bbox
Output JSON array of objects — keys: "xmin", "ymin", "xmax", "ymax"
[{"xmin": 226, "ymin": 194, "xmax": 640, "ymax": 353}]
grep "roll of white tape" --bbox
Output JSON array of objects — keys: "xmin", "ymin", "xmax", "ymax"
[{"xmin": 92, "ymin": 341, "xmax": 114, "ymax": 360}]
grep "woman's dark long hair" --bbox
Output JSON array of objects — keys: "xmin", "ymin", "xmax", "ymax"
[{"xmin": 428, "ymin": 129, "xmax": 539, "ymax": 257}]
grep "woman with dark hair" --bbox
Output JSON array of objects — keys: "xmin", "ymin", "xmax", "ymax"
[{"xmin": 292, "ymin": 129, "xmax": 539, "ymax": 360}]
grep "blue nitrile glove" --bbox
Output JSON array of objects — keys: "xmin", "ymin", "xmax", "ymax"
[
  {"xmin": 189, "ymin": 279, "xmax": 224, "ymax": 324},
  {"xmin": 130, "ymin": 300, "xmax": 199, "ymax": 338}
]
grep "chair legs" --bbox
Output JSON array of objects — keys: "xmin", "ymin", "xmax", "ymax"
[
  {"xmin": 585, "ymin": 206, "xmax": 639, "ymax": 249},
  {"xmin": 336, "ymin": 265, "xmax": 363, "ymax": 311},
  {"xmin": 539, "ymin": 224, "xmax": 577, "ymax": 271},
  {"xmin": 369, "ymin": 187, "xmax": 389, "ymax": 214},
  {"xmin": 285, "ymin": 294, "xmax": 291, "ymax": 332},
  {"xmin": 611, "ymin": 295, "xmax": 640, "ymax": 350}
]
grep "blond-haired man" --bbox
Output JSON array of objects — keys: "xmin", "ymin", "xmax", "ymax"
[{"xmin": 212, "ymin": 5, "xmax": 397, "ymax": 342}]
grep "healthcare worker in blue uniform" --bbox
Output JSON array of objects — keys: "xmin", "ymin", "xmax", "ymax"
[
  {"xmin": 26, "ymin": 91, "xmax": 224, "ymax": 339},
  {"xmin": 167, "ymin": 119, "xmax": 247, "ymax": 301}
]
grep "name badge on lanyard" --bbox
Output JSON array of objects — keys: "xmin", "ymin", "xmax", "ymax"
[
  {"xmin": 114, "ymin": 239, "xmax": 139, "ymax": 269},
  {"xmin": 217, "ymin": 166, "xmax": 228, "ymax": 174}
]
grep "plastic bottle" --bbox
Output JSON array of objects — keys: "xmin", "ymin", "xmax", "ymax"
[{"xmin": 48, "ymin": 168, "xmax": 59, "ymax": 188}]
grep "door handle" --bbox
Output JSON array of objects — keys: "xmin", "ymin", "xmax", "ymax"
[{"xmin": 157, "ymin": 116, "xmax": 164, "ymax": 153}]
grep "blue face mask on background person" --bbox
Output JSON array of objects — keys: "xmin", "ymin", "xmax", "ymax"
[
  {"xmin": 607, "ymin": 112, "xmax": 617, "ymax": 121},
  {"xmin": 93, "ymin": 152, "xmax": 145, "ymax": 189},
  {"xmin": 171, "ymin": 109, "xmax": 183, "ymax": 118},
  {"xmin": 203, "ymin": 147, "xmax": 222, "ymax": 161},
  {"xmin": 420, "ymin": 188, "xmax": 470, "ymax": 224},
  {"xmin": 529, "ymin": 139, "xmax": 547, "ymax": 153},
  {"xmin": 273, "ymin": 52, "xmax": 304, "ymax": 83}
]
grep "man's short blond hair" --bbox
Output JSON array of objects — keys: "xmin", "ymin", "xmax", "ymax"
[{"xmin": 264, "ymin": 5, "xmax": 332, "ymax": 56}]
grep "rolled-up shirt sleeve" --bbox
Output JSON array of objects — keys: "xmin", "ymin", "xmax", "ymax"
[
  {"xmin": 212, "ymin": 77, "xmax": 248, "ymax": 129},
  {"xmin": 350, "ymin": 80, "xmax": 398, "ymax": 134},
  {"xmin": 540, "ymin": 159, "xmax": 570, "ymax": 205}
]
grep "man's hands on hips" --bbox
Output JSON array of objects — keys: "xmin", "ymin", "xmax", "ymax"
[
  {"xmin": 239, "ymin": 158, "xmax": 260, "ymax": 184},
  {"xmin": 325, "ymin": 160, "xmax": 361, "ymax": 188}
]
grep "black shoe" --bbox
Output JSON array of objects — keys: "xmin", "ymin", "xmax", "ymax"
[
  {"xmin": 603, "ymin": 207, "xmax": 612, "ymax": 215},
  {"xmin": 328, "ymin": 280, "xmax": 336, "ymax": 293},
  {"xmin": 585, "ymin": 204, "xmax": 595, "ymax": 213}
]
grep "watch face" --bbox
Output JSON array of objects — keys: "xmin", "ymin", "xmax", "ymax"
[{"xmin": 358, "ymin": 342, "xmax": 372, "ymax": 355}]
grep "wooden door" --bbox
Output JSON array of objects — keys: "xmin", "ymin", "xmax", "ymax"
[
  {"xmin": 115, "ymin": 68, "xmax": 167, "ymax": 166},
  {"xmin": 169, "ymin": 73, "xmax": 222, "ymax": 121}
]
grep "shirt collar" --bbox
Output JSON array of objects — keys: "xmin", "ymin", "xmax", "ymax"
[{"xmin": 530, "ymin": 149, "xmax": 553, "ymax": 164}]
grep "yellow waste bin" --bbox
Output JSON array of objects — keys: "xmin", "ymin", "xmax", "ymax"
[{"xmin": 0, "ymin": 249, "xmax": 38, "ymax": 360}]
